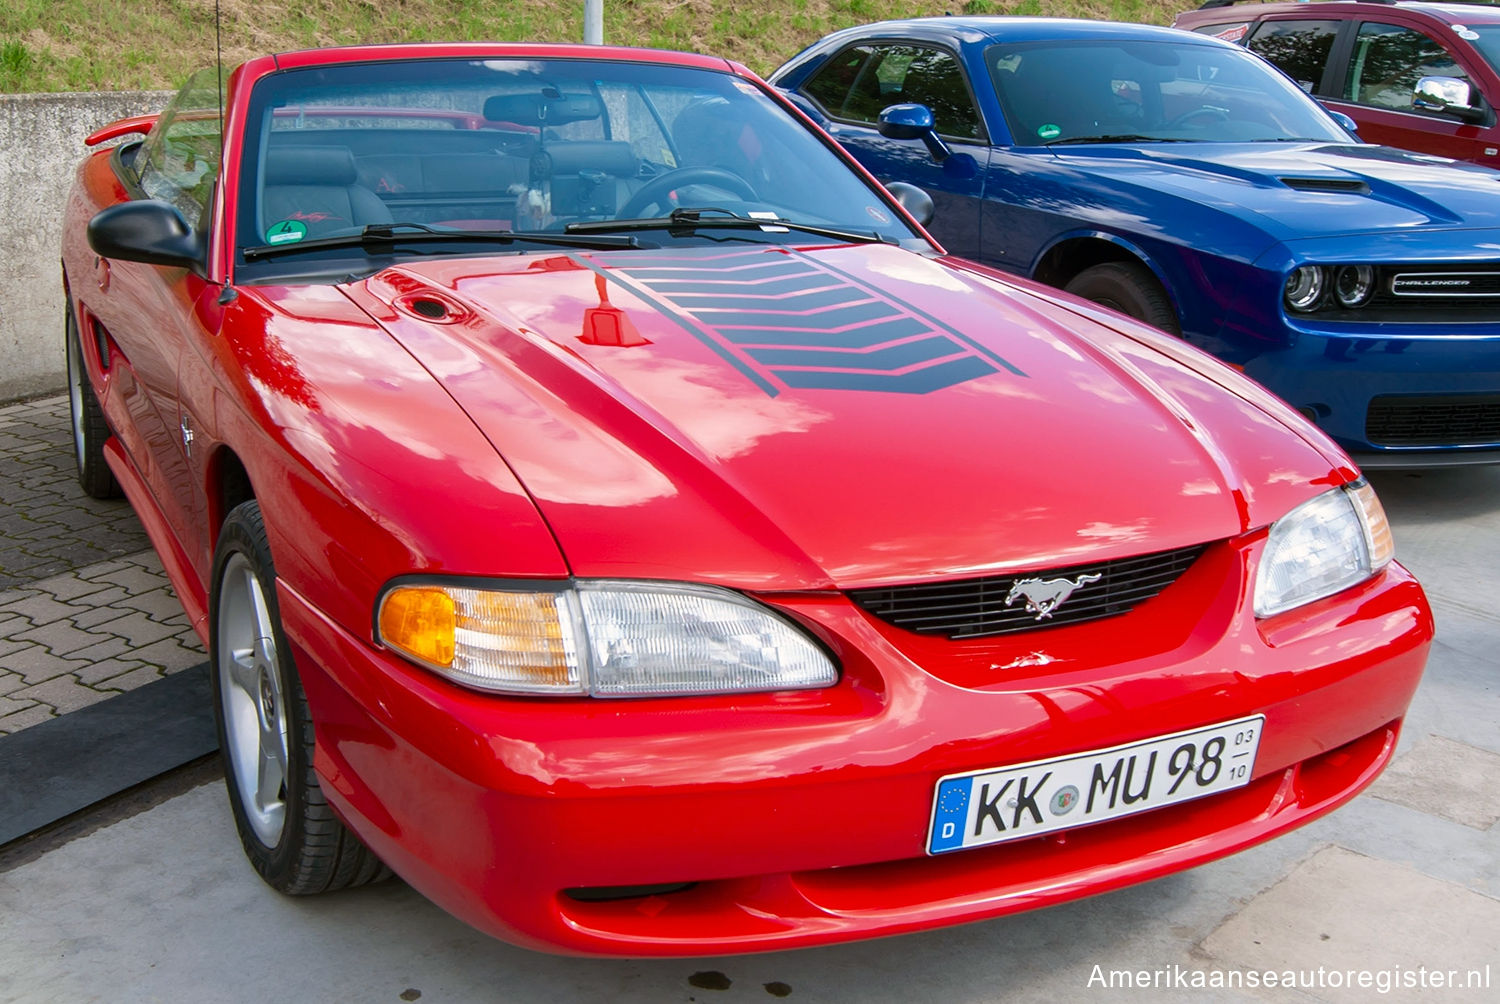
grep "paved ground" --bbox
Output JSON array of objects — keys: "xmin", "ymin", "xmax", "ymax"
[
  {"xmin": 0, "ymin": 396, "xmax": 205, "ymax": 735},
  {"xmin": 0, "ymin": 393, "xmax": 1496, "ymax": 1002}
]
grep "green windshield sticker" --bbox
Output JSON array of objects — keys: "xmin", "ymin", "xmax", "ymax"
[
  {"xmin": 1037, "ymin": 124, "xmax": 1061, "ymax": 141},
  {"xmin": 266, "ymin": 220, "xmax": 308, "ymax": 245}
]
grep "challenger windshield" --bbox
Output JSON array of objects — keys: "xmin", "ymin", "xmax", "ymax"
[{"xmin": 987, "ymin": 39, "xmax": 1352, "ymax": 146}]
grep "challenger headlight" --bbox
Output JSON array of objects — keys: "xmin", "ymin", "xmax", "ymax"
[
  {"xmin": 1284, "ymin": 266, "xmax": 1325, "ymax": 311},
  {"xmin": 377, "ymin": 579, "xmax": 838, "ymax": 697},
  {"xmin": 1334, "ymin": 265, "xmax": 1375, "ymax": 307},
  {"xmin": 1253, "ymin": 479, "xmax": 1394, "ymax": 618}
]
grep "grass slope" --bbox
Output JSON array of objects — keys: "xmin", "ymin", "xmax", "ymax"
[{"xmin": 1, "ymin": 0, "xmax": 1187, "ymax": 93}]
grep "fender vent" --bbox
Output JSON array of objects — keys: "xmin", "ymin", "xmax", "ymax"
[{"xmin": 848, "ymin": 543, "xmax": 1208, "ymax": 638}]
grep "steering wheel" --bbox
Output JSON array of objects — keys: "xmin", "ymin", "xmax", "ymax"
[
  {"xmin": 1164, "ymin": 106, "xmax": 1231, "ymax": 131},
  {"xmin": 618, "ymin": 167, "xmax": 758, "ymax": 219}
]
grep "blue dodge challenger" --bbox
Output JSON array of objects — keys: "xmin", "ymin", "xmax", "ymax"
[{"xmin": 773, "ymin": 17, "xmax": 1500, "ymax": 465}]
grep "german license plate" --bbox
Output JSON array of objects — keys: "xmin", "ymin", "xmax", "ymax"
[{"xmin": 928, "ymin": 715, "xmax": 1264, "ymax": 854}]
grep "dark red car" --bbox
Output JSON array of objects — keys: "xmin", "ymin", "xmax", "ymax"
[
  {"xmin": 62, "ymin": 42, "xmax": 1432, "ymax": 955},
  {"xmin": 1177, "ymin": 0, "xmax": 1500, "ymax": 165}
]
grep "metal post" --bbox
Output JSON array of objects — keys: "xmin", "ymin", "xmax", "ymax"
[{"xmin": 584, "ymin": 0, "xmax": 603, "ymax": 45}]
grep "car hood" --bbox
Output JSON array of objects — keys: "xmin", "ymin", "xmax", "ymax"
[
  {"xmin": 339, "ymin": 243, "xmax": 1345, "ymax": 590},
  {"xmin": 1052, "ymin": 142, "xmax": 1500, "ymax": 242}
]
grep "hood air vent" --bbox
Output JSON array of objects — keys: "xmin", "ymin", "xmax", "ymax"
[{"xmin": 1279, "ymin": 177, "xmax": 1370, "ymax": 195}]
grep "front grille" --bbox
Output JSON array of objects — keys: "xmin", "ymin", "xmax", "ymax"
[
  {"xmin": 847, "ymin": 544, "xmax": 1207, "ymax": 639},
  {"xmin": 1307, "ymin": 265, "xmax": 1500, "ymax": 322},
  {"xmin": 1366, "ymin": 393, "xmax": 1500, "ymax": 446},
  {"xmin": 1389, "ymin": 272, "xmax": 1500, "ymax": 298}
]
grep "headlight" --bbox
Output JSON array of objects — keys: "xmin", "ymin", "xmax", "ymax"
[
  {"xmin": 377, "ymin": 579, "xmax": 838, "ymax": 697},
  {"xmin": 1334, "ymin": 265, "xmax": 1375, "ymax": 307},
  {"xmin": 1253, "ymin": 479, "xmax": 1394, "ymax": 618},
  {"xmin": 1284, "ymin": 266, "xmax": 1325, "ymax": 311}
]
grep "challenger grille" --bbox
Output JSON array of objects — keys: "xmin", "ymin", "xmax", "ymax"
[
  {"xmin": 1389, "ymin": 272, "xmax": 1500, "ymax": 297},
  {"xmin": 1308, "ymin": 265, "xmax": 1500, "ymax": 321},
  {"xmin": 1366, "ymin": 393, "xmax": 1500, "ymax": 446},
  {"xmin": 847, "ymin": 543, "xmax": 1208, "ymax": 639}
]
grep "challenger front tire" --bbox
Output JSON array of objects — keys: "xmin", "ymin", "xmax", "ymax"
[{"xmin": 1064, "ymin": 261, "xmax": 1181, "ymax": 335}]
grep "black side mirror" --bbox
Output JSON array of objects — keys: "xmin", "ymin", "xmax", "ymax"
[
  {"xmin": 885, "ymin": 182, "xmax": 935, "ymax": 227},
  {"xmin": 878, "ymin": 103, "xmax": 952, "ymax": 163},
  {"xmin": 87, "ymin": 200, "xmax": 205, "ymax": 272}
]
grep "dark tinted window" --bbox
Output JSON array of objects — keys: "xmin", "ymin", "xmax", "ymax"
[
  {"xmin": 1247, "ymin": 19, "xmax": 1340, "ymax": 93},
  {"xmin": 1190, "ymin": 21, "xmax": 1252, "ymax": 44},
  {"xmin": 1344, "ymin": 22, "xmax": 1468, "ymax": 108},
  {"xmin": 803, "ymin": 45, "xmax": 874, "ymax": 118},
  {"xmin": 986, "ymin": 39, "xmax": 1347, "ymax": 146},
  {"xmin": 803, "ymin": 43, "xmax": 983, "ymax": 139}
]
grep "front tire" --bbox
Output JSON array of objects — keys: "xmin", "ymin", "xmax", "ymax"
[
  {"xmin": 65, "ymin": 302, "xmax": 121, "ymax": 499},
  {"xmin": 210, "ymin": 500, "xmax": 387, "ymax": 894},
  {"xmin": 1064, "ymin": 261, "xmax": 1181, "ymax": 335}
]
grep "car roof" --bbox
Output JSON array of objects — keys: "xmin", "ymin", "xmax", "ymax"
[
  {"xmin": 263, "ymin": 41, "xmax": 738, "ymax": 73},
  {"xmin": 809, "ymin": 16, "xmax": 1240, "ymax": 47},
  {"xmin": 1182, "ymin": 1, "xmax": 1500, "ymax": 27}
]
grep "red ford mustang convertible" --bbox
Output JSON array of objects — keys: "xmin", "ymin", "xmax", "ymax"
[{"xmin": 61, "ymin": 42, "xmax": 1432, "ymax": 955}]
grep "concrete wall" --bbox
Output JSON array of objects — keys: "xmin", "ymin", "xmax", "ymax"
[{"xmin": 1, "ymin": 91, "xmax": 172, "ymax": 403}]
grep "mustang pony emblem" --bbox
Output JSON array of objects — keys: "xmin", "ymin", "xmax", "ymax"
[{"xmin": 1004, "ymin": 573, "xmax": 1102, "ymax": 620}]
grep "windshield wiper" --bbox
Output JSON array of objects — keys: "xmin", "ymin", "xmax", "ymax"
[
  {"xmin": 565, "ymin": 207, "xmax": 889, "ymax": 244},
  {"xmin": 1045, "ymin": 134, "xmax": 1194, "ymax": 146},
  {"xmin": 242, "ymin": 221, "xmax": 639, "ymax": 261}
]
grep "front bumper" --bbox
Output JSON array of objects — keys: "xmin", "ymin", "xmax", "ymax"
[
  {"xmin": 276, "ymin": 540, "xmax": 1431, "ymax": 956},
  {"xmin": 1240, "ymin": 322, "xmax": 1500, "ymax": 463}
]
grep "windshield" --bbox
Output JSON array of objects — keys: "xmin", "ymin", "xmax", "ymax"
[
  {"xmin": 1462, "ymin": 25, "xmax": 1500, "ymax": 77},
  {"xmin": 234, "ymin": 56, "xmax": 921, "ymax": 280},
  {"xmin": 986, "ymin": 38, "xmax": 1352, "ymax": 146}
]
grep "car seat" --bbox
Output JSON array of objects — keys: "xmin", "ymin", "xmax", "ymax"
[{"xmin": 261, "ymin": 145, "xmax": 393, "ymax": 237}]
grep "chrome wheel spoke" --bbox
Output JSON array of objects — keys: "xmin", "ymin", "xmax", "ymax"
[
  {"xmin": 256, "ymin": 732, "xmax": 287, "ymax": 810},
  {"xmin": 227, "ymin": 644, "xmax": 261, "ymax": 695},
  {"xmin": 217, "ymin": 551, "xmax": 291, "ymax": 847}
]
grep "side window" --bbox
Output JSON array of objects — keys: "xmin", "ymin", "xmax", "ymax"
[
  {"xmin": 803, "ymin": 45, "xmax": 875, "ymax": 119},
  {"xmin": 803, "ymin": 44, "xmax": 983, "ymax": 140},
  {"xmin": 1190, "ymin": 22, "xmax": 1252, "ymax": 44},
  {"xmin": 137, "ymin": 67, "xmax": 224, "ymax": 227},
  {"xmin": 1247, "ymin": 19, "xmax": 1341, "ymax": 93},
  {"xmin": 1344, "ymin": 22, "xmax": 1469, "ymax": 109}
]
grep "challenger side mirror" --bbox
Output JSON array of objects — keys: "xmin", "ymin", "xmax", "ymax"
[
  {"xmin": 878, "ymin": 103, "xmax": 952, "ymax": 163},
  {"xmin": 1413, "ymin": 76, "xmax": 1487, "ymax": 124},
  {"xmin": 88, "ymin": 200, "xmax": 205, "ymax": 273}
]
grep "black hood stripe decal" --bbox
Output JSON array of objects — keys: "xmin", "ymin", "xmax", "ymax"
[{"xmin": 577, "ymin": 247, "xmax": 1025, "ymax": 396}]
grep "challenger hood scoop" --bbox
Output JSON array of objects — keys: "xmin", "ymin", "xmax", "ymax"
[
  {"xmin": 1278, "ymin": 176, "xmax": 1370, "ymax": 195},
  {"xmin": 1055, "ymin": 142, "xmax": 1500, "ymax": 236},
  {"xmin": 344, "ymin": 244, "xmax": 1337, "ymax": 590}
]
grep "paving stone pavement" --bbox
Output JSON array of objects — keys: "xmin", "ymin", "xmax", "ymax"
[{"xmin": 0, "ymin": 395, "xmax": 205, "ymax": 735}]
